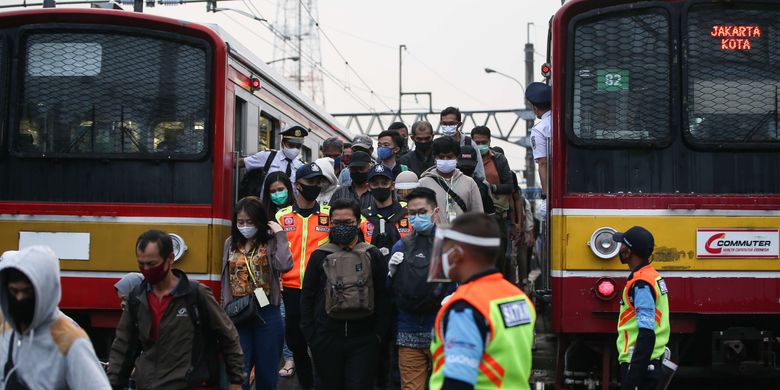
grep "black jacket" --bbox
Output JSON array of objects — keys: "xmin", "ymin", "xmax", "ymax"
[
  {"xmin": 398, "ymin": 150, "xmax": 434, "ymax": 177},
  {"xmin": 299, "ymin": 244, "xmax": 391, "ymax": 342}
]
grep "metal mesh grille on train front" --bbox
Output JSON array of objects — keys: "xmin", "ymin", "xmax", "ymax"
[{"xmin": 18, "ymin": 32, "xmax": 209, "ymax": 157}]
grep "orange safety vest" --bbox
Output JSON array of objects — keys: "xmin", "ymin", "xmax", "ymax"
[
  {"xmin": 359, "ymin": 207, "xmax": 412, "ymax": 243},
  {"xmin": 275, "ymin": 204, "xmax": 331, "ymax": 289},
  {"xmin": 430, "ymin": 272, "xmax": 535, "ymax": 389}
]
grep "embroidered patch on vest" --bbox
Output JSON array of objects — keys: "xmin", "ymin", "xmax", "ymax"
[
  {"xmin": 657, "ymin": 279, "xmax": 668, "ymax": 295},
  {"xmin": 319, "ymin": 215, "xmax": 330, "ymax": 226},
  {"xmin": 498, "ymin": 300, "xmax": 531, "ymax": 328},
  {"xmin": 399, "ymin": 218, "xmax": 408, "ymax": 228}
]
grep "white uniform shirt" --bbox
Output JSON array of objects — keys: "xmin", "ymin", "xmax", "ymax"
[
  {"xmin": 244, "ymin": 150, "xmax": 303, "ymax": 180},
  {"xmin": 531, "ymin": 111, "xmax": 552, "ymax": 160}
]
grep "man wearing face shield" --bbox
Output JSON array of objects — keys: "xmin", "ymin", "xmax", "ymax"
[
  {"xmin": 240, "ymin": 125, "xmax": 308, "ymax": 194},
  {"xmin": 274, "ymin": 163, "xmax": 332, "ymax": 390},
  {"xmin": 612, "ymin": 227, "xmax": 670, "ymax": 390},
  {"xmin": 428, "ymin": 213, "xmax": 536, "ymax": 390},
  {"xmin": 0, "ymin": 247, "xmax": 110, "ymax": 389}
]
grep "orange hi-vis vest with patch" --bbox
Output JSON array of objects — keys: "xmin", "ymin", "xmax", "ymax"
[
  {"xmin": 276, "ymin": 204, "xmax": 331, "ymax": 289},
  {"xmin": 430, "ymin": 272, "xmax": 535, "ymax": 389}
]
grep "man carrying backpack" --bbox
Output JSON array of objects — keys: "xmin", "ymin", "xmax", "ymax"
[
  {"xmin": 300, "ymin": 198, "xmax": 390, "ymax": 390},
  {"xmin": 388, "ymin": 187, "xmax": 455, "ymax": 390},
  {"xmin": 108, "ymin": 230, "xmax": 244, "ymax": 390}
]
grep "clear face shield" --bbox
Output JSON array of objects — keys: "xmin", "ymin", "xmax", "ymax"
[{"xmin": 428, "ymin": 228, "xmax": 502, "ymax": 282}]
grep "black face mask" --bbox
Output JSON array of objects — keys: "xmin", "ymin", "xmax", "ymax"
[
  {"xmin": 8, "ymin": 295, "xmax": 35, "ymax": 328},
  {"xmin": 371, "ymin": 187, "xmax": 393, "ymax": 203},
  {"xmin": 415, "ymin": 141, "xmax": 432, "ymax": 154},
  {"xmin": 459, "ymin": 165, "xmax": 475, "ymax": 177},
  {"xmin": 351, "ymin": 171, "xmax": 368, "ymax": 185},
  {"xmin": 331, "ymin": 224, "xmax": 359, "ymax": 246},
  {"xmin": 298, "ymin": 184, "xmax": 322, "ymax": 201}
]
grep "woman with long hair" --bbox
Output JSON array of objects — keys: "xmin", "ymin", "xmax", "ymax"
[
  {"xmin": 262, "ymin": 171, "xmax": 295, "ymax": 219},
  {"xmin": 220, "ymin": 196, "xmax": 293, "ymax": 390}
]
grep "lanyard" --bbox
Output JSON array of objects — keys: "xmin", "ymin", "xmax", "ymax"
[{"xmin": 242, "ymin": 247, "xmax": 260, "ymax": 288}]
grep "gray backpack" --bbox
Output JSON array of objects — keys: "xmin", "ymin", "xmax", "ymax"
[{"xmin": 319, "ymin": 242, "xmax": 375, "ymax": 320}]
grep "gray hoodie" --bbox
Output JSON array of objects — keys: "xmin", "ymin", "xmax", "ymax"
[
  {"xmin": 0, "ymin": 246, "xmax": 110, "ymax": 389},
  {"xmin": 419, "ymin": 166, "xmax": 484, "ymax": 228}
]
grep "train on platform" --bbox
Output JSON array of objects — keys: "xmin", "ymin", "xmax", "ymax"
[
  {"xmin": 542, "ymin": 0, "xmax": 780, "ymax": 388},
  {"xmin": 0, "ymin": 7, "xmax": 351, "ymax": 353}
]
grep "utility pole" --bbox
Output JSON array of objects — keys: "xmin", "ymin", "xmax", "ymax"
[
  {"xmin": 399, "ymin": 44, "xmax": 406, "ymax": 115},
  {"xmin": 524, "ymin": 23, "xmax": 537, "ymax": 188}
]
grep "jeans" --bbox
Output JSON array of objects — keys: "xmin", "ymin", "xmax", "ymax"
[
  {"xmin": 236, "ymin": 304, "xmax": 284, "ymax": 390},
  {"xmin": 280, "ymin": 300, "xmax": 294, "ymax": 361}
]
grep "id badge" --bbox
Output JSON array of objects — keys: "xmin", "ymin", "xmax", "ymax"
[{"xmin": 254, "ymin": 287, "xmax": 270, "ymax": 307}]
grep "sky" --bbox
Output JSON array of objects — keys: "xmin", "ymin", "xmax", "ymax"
[{"xmin": 2, "ymin": 0, "xmax": 564, "ymax": 179}]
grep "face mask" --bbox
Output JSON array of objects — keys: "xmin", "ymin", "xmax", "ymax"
[
  {"xmin": 458, "ymin": 165, "xmax": 475, "ymax": 177},
  {"xmin": 414, "ymin": 140, "xmax": 432, "ymax": 154},
  {"xmin": 8, "ymin": 295, "xmax": 35, "ymax": 327},
  {"xmin": 271, "ymin": 190, "xmax": 289, "ymax": 206},
  {"xmin": 410, "ymin": 214, "xmax": 434, "ymax": 232},
  {"xmin": 441, "ymin": 125, "xmax": 458, "ymax": 137},
  {"xmin": 441, "ymin": 247, "xmax": 459, "ymax": 278},
  {"xmin": 475, "ymin": 144, "xmax": 490, "ymax": 155},
  {"xmin": 298, "ymin": 184, "xmax": 322, "ymax": 201},
  {"xmin": 282, "ymin": 147, "xmax": 300, "ymax": 160},
  {"xmin": 351, "ymin": 171, "xmax": 368, "ymax": 185},
  {"xmin": 400, "ymin": 137, "xmax": 409, "ymax": 150},
  {"xmin": 371, "ymin": 187, "xmax": 392, "ymax": 203},
  {"xmin": 436, "ymin": 159, "xmax": 457, "ymax": 174},
  {"xmin": 238, "ymin": 226, "xmax": 258, "ymax": 239},
  {"xmin": 140, "ymin": 260, "xmax": 169, "ymax": 285},
  {"xmin": 377, "ymin": 146, "xmax": 394, "ymax": 161},
  {"xmin": 330, "ymin": 224, "xmax": 359, "ymax": 246}
]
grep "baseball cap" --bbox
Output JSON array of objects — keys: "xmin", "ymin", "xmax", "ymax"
[
  {"xmin": 612, "ymin": 226, "xmax": 655, "ymax": 259},
  {"xmin": 348, "ymin": 151, "xmax": 372, "ymax": 167},
  {"xmin": 457, "ymin": 145, "xmax": 478, "ymax": 170},
  {"xmin": 295, "ymin": 162, "xmax": 325, "ymax": 181},
  {"xmin": 368, "ymin": 164, "xmax": 393, "ymax": 181},
  {"xmin": 352, "ymin": 135, "xmax": 373, "ymax": 151}
]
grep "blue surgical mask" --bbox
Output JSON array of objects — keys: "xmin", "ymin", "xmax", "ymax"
[
  {"xmin": 377, "ymin": 146, "xmax": 394, "ymax": 161},
  {"xmin": 410, "ymin": 214, "xmax": 434, "ymax": 232}
]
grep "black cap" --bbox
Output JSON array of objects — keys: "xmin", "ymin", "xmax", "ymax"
[
  {"xmin": 457, "ymin": 145, "xmax": 478, "ymax": 169},
  {"xmin": 367, "ymin": 164, "xmax": 393, "ymax": 181},
  {"xmin": 281, "ymin": 125, "xmax": 309, "ymax": 145},
  {"xmin": 525, "ymin": 82, "xmax": 551, "ymax": 106},
  {"xmin": 295, "ymin": 162, "xmax": 324, "ymax": 181},
  {"xmin": 348, "ymin": 151, "xmax": 372, "ymax": 167},
  {"xmin": 613, "ymin": 226, "xmax": 655, "ymax": 259}
]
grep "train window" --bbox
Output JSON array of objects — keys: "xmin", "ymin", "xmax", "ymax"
[
  {"xmin": 685, "ymin": 5, "xmax": 780, "ymax": 147},
  {"xmin": 258, "ymin": 113, "xmax": 277, "ymax": 151},
  {"xmin": 15, "ymin": 32, "xmax": 209, "ymax": 158},
  {"xmin": 569, "ymin": 9, "xmax": 671, "ymax": 146}
]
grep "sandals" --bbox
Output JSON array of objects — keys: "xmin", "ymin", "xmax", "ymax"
[{"xmin": 279, "ymin": 361, "xmax": 296, "ymax": 377}]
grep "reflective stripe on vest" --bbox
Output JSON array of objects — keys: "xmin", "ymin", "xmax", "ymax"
[
  {"xmin": 616, "ymin": 264, "xmax": 670, "ymax": 363},
  {"xmin": 275, "ymin": 204, "xmax": 331, "ymax": 289},
  {"xmin": 429, "ymin": 273, "xmax": 535, "ymax": 390}
]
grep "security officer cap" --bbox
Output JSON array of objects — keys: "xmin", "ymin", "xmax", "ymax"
[
  {"xmin": 367, "ymin": 164, "xmax": 393, "ymax": 181},
  {"xmin": 525, "ymin": 82, "xmax": 551, "ymax": 106},
  {"xmin": 613, "ymin": 226, "xmax": 655, "ymax": 260},
  {"xmin": 295, "ymin": 162, "xmax": 324, "ymax": 181},
  {"xmin": 281, "ymin": 125, "xmax": 309, "ymax": 145}
]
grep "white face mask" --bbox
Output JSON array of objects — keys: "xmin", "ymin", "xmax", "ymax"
[
  {"xmin": 238, "ymin": 226, "xmax": 258, "ymax": 239},
  {"xmin": 436, "ymin": 159, "xmax": 457, "ymax": 174},
  {"xmin": 440, "ymin": 125, "xmax": 458, "ymax": 137},
  {"xmin": 282, "ymin": 147, "xmax": 300, "ymax": 160}
]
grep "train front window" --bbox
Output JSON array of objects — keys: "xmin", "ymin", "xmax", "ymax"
[
  {"xmin": 685, "ymin": 5, "xmax": 780, "ymax": 147},
  {"xmin": 15, "ymin": 32, "xmax": 209, "ymax": 157},
  {"xmin": 570, "ymin": 9, "xmax": 671, "ymax": 145}
]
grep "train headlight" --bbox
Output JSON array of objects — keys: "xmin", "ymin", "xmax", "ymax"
[
  {"xmin": 170, "ymin": 233, "xmax": 188, "ymax": 262},
  {"xmin": 588, "ymin": 227, "xmax": 620, "ymax": 259}
]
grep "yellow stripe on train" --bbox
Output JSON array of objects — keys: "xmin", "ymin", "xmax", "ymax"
[
  {"xmin": 0, "ymin": 220, "xmax": 231, "ymax": 274},
  {"xmin": 551, "ymin": 214, "xmax": 780, "ymax": 272}
]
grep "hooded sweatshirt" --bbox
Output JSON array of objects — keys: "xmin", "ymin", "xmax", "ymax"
[
  {"xmin": 419, "ymin": 166, "xmax": 484, "ymax": 228},
  {"xmin": 314, "ymin": 157, "xmax": 340, "ymax": 205},
  {"xmin": 0, "ymin": 246, "xmax": 110, "ymax": 389}
]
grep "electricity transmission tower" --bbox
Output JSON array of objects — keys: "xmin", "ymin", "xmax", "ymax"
[{"xmin": 273, "ymin": 0, "xmax": 325, "ymax": 107}]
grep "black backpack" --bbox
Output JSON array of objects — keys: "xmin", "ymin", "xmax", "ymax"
[
  {"xmin": 124, "ymin": 281, "xmax": 219, "ymax": 387},
  {"xmin": 393, "ymin": 235, "xmax": 448, "ymax": 314},
  {"xmin": 238, "ymin": 150, "xmax": 277, "ymax": 198}
]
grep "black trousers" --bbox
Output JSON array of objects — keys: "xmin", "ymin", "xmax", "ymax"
[
  {"xmin": 282, "ymin": 288, "xmax": 315, "ymax": 389},
  {"xmin": 310, "ymin": 331, "xmax": 379, "ymax": 390},
  {"xmin": 620, "ymin": 360, "xmax": 661, "ymax": 390}
]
